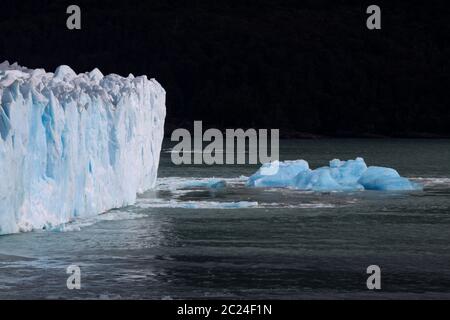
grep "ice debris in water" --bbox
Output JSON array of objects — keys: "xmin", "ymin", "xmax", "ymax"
[
  {"xmin": 247, "ymin": 157, "xmax": 422, "ymax": 192},
  {"xmin": 183, "ymin": 178, "xmax": 227, "ymax": 189},
  {"xmin": 0, "ymin": 61, "xmax": 166, "ymax": 235}
]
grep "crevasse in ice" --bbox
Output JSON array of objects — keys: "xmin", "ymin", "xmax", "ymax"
[
  {"xmin": 248, "ymin": 157, "xmax": 422, "ymax": 192},
  {"xmin": 0, "ymin": 61, "xmax": 166, "ymax": 235}
]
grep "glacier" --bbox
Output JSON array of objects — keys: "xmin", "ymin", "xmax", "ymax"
[
  {"xmin": 0, "ymin": 61, "xmax": 166, "ymax": 235},
  {"xmin": 248, "ymin": 157, "xmax": 422, "ymax": 192}
]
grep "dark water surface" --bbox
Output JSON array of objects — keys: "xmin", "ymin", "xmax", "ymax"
[{"xmin": 1, "ymin": 139, "xmax": 449, "ymax": 299}]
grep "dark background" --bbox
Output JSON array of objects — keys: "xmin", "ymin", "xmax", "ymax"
[{"xmin": 1, "ymin": 0, "xmax": 449, "ymax": 137}]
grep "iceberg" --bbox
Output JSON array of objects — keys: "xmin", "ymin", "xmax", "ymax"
[
  {"xmin": 357, "ymin": 166, "xmax": 419, "ymax": 191},
  {"xmin": 246, "ymin": 160, "xmax": 309, "ymax": 187},
  {"xmin": 248, "ymin": 157, "xmax": 422, "ymax": 192},
  {"xmin": 0, "ymin": 61, "xmax": 166, "ymax": 235}
]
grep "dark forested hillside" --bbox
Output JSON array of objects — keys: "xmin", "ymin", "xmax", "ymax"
[{"xmin": 1, "ymin": 0, "xmax": 449, "ymax": 137}]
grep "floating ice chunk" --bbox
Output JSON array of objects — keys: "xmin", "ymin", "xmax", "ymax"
[
  {"xmin": 294, "ymin": 167, "xmax": 364, "ymax": 192},
  {"xmin": 329, "ymin": 157, "xmax": 367, "ymax": 185},
  {"xmin": 294, "ymin": 168, "xmax": 340, "ymax": 191},
  {"xmin": 247, "ymin": 158, "xmax": 421, "ymax": 192},
  {"xmin": 358, "ymin": 166, "xmax": 422, "ymax": 191},
  {"xmin": 246, "ymin": 160, "xmax": 309, "ymax": 187},
  {"xmin": 357, "ymin": 166, "xmax": 400, "ymax": 188},
  {"xmin": 0, "ymin": 62, "xmax": 166, "ymax": 235},
  {"xmin": 183, "ymin": 178, "xmax": 227, "ymax": 189}
]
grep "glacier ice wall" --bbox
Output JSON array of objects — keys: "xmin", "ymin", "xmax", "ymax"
[{"xmin": 0, "ymin": 61, "xmax": 166, "ymax": 235}]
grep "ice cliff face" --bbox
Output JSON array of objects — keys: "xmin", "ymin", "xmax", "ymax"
[{"xmin": 0, "ymin": 61, "xmax": 166, "ymax": 235}]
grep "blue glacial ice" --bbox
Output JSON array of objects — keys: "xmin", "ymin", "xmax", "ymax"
[
  {"xmin": 358, "ymin": 166, "xmax": 420, "ymax": 191},
  {"xmin": 248, "ymin": 157, "xmax": 422, "ymax": 192},
  {"xmin": 0, "ymin": 61, "xmax": 166, "ymax": 235},
  {"xmin": 246, "ymin": 160, "xmax": 309, "ymax": 187},
  {"xmin": 183, "ymin": 178, "xmax": 227, "ymax": 189}
]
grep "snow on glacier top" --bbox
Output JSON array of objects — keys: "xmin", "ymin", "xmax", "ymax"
[{"xmin": 0, "ymin": 60, "xmax": 164, "ymax": 107}]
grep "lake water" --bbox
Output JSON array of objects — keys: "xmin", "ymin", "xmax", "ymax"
[{"xmin": 1, "ymin": 139, "xmax": 450, "ymax": 299}]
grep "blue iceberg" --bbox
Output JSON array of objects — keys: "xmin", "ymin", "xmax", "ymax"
[
  {"xmin": 248, "ymin": 157, "xmax": 422, "ymax": 192},
  {"xmin": 358, "ymin": 166, "xmax": 420, "ymax": 191},
  {"xmin": 246, "ymin": 160, "xmax": 309, "ymax": 187}
]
